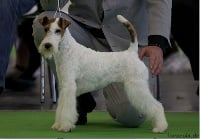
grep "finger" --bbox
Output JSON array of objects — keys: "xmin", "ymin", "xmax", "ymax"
[
  {"xmin": 152, "ymin": 57, "xmax": 163, "ymax": 76},
  {"xmin": 150, "ymin": 58, "xmax": 157, "ymax": 76},
  {"xmin": 150, "ymin": 56, "xmax": 159, "ymax": 74},
  {"xmin": 149, "ymin": 56, "xmax": 156, "ymax": 70},
  {"xmin": 152, "ymin": 62, "xmax": 162, "ymax": 76}
]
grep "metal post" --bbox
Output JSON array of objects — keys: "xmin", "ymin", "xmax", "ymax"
[
  {"xmin": 48, "ymin": 67, "xmax": 57, "ymax": 103},
  {"xmin": 40, "ymin": 57, "xmax": 45, "ymax": 103}
]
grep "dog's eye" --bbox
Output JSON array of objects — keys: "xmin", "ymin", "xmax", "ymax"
[{"xmin": 55, "ymin": 29, "xmax": 61, "ymax": 34}]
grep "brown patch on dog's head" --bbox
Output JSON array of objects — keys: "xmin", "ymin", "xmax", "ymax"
[
  {"xmin": 57, "ymin": 18, "xmax": 71, "ymax": 37},
  {"xmin": 39, "ymin": 16, "xmax": 56, "ymax": 34},
  {"xmin": 58, "ymin": 18, "xmax": 71, "ymax": 30},
  {"xmin": 38, "ymin": 16, "xmax": 71, "ymax": 37},
  {"xmin": 39, "ymin": 16, "xmax": 56, "ymax": 26}
]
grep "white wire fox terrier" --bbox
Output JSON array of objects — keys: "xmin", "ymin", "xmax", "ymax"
[{"xmin": 37, "ymin": 15, "xmax": 168, "ymax": 133}]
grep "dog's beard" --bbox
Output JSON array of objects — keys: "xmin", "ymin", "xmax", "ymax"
[
  {"xmin": 39, "ymin": 49, "xmax": 53, "ymax": 59},
  {"xmin": 38, "ymin": 43, "xmax": 59, "ymax": 60}
]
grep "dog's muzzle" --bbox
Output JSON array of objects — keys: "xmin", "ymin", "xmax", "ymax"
[
  {"xmin": 38, "ymin": 42, "xmax": 54, "ymax": 59},
  {"xmin": 43, "ymin": 43, "xmax": 52, "ymax": 49}
]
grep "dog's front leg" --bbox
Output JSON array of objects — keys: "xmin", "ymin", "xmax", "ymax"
[{"xmin": 52, "ymin": 80, "xmax": 78, "ymax": 132}]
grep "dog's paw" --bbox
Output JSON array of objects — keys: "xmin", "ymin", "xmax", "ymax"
[
  {"xmin": 152, "ymin": 127, "xmax": 165, "ymax": 133},
  {"xmin": 152, "ymin": 121, "xmax": 168, "ymax": 133},
  {"xmin": 52, "ymin": 122, "xmax": 60, "ymax": 130},
  {"xmin": 52, "ymin": 122, "xmax": 75, "ymax": 132}
]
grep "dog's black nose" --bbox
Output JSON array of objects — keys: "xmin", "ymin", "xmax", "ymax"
[{"xmin": 44, "ymin": 43, "xmax": 52, "ymax": 49}]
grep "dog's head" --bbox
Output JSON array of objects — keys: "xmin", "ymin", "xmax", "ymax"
[{"xmin": 38, "ymin": 16, "xmax": 71, "ymax": 59}]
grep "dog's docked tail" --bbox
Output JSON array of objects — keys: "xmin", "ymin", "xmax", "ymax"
[{"xmin": 117, "ymin": 15, "xmax": 138, "ymax": 52}]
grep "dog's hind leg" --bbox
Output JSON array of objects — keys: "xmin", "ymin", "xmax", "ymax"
[
  {"xmin": 52, "ymin": 80, "xmax": 78, "ymax": 132},
  {"xmin": 124, "ymin": 79, "xmax": 168, "ymax": 133}
]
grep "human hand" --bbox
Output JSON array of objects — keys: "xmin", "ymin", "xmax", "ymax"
[{"xmin": 138, "ymin": 46, "xmax": 163, "ymax": 77}]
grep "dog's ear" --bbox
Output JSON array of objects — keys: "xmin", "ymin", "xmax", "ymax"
[
  {"xmin": 39, "ymin": 16, "xmax": 49, "ymax": 26},
  {"xmin": 58, "ymin": 18, "xmax": 71, "ymax": 30}
]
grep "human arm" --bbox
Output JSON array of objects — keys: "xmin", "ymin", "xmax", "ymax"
[{"xmin": 139, "ymin": 0, "xmax": 172, "ymax": 76}]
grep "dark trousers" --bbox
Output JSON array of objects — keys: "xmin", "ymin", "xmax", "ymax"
[{"xmin": 171, "ymin": 0, "xmax": 199, "ymax": 80}]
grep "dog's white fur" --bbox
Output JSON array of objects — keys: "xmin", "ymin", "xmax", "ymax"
[{"xmin": 38, "ymin": 15, "xmax": 168, "ymax": 133}]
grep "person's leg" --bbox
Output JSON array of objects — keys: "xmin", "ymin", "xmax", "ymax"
[
  {"xmin": 171, "ymin": 1, "xmax": 199, "ymax": 95},
  {"xmin": 17, "ymin": 2, "xmax": 41, "ymax": 74},
  {"xmin": 171, "ymin": 1, "xmax": 199, "ymax": 81},
  {"xmin": 104, "ymin": 83, "xmax": 146, "ymax": 127},
  {"xmin": 6, "ymin": 18, "xmax": 41, "ymax": 90},
  {"xmin": 0, "ymin": 0, "xmax": 36, "ymax": 92},
  {"xmin": 103, "ymin": 47, "xmax": 154, "ymax": 127},
  {"xmin": 18, "ymin": 18, "xmax": 41, "ymax": 80},
  {"xmin": 15, "ymin": 36, "xmax": 29, "ymax": 72}
]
